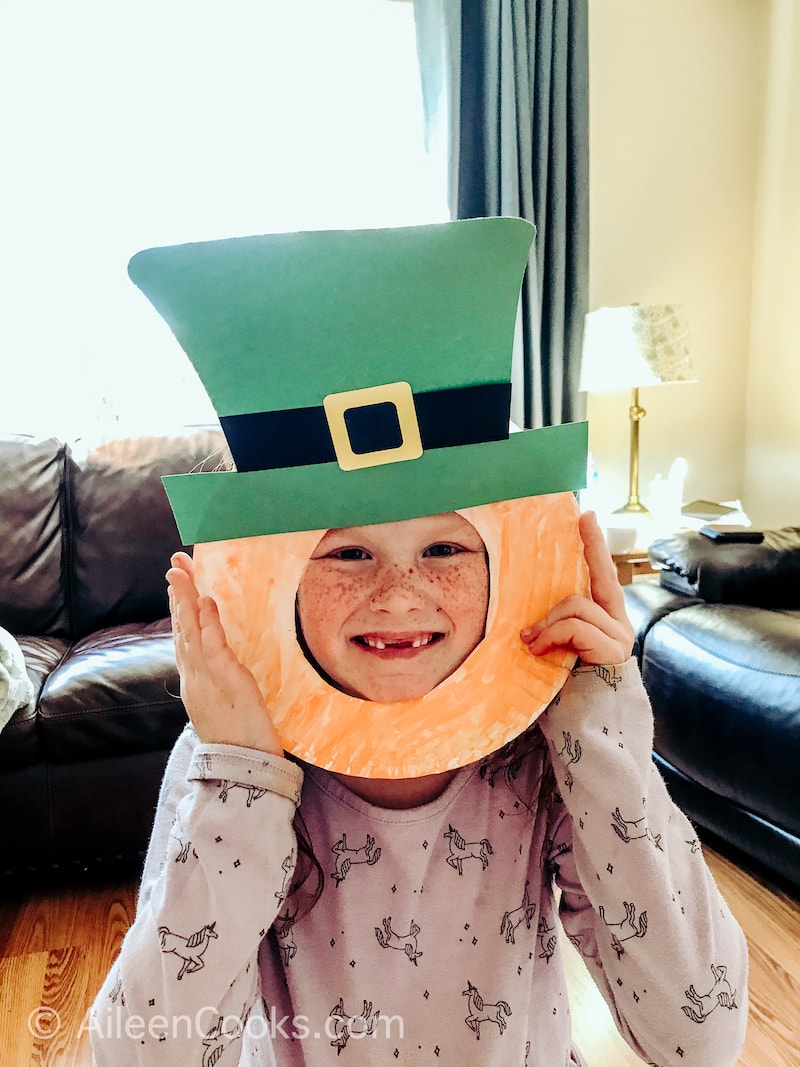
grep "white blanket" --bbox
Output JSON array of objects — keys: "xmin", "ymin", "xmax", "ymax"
[{"xmin": 0, "ymin": 626, "xmax": 34, "ymax": 731}]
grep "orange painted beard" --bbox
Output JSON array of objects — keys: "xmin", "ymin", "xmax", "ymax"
[{"xmin": 192, "ymin": 492, "xmax": 588, "ymax": 778}]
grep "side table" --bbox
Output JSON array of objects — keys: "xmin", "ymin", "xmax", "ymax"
[{"xmin": 611, "ymin": 550, "xmax": 658, "ymax": 586}]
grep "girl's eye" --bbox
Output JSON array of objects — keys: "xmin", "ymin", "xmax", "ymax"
[
  {"xmin": 423, "ymin": 542, "xmax": 463, "ymax": 558},
  {"xmin": 327, "ymin": 547, "xmax": 371, "ymax": 561}
]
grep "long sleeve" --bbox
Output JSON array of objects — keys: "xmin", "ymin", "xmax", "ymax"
[
  {"xmin": 89, "ymin": 724, "xmax": 304, "ymax": 1066},
  {"xmin": 538, "ymin": 660, "xmax": 748, "ymax": 1067}
]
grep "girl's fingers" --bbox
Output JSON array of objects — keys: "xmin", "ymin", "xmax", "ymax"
[
  {"xmin": 195, "ymin": 595, "xmax": 235, "ymax": 666},
  {"xmin": 520, "ymin": 512, "xmax": 635, "ymax": 664},
  {"xmin": 524, "ymin": 617, "xmax": 622, "ymax": 660},
  {"xmin": 167, "ymin": 583, "xmax": 184, "ymax": 672},
  {"xmin": 521, "ymin": 595, "xmax": 629, "ymax": 650},
  {"xmin": 167, "ymin": 572, "xmax": 196, "ymax": 633},
  {"xmin": 578, "ymin": 511, "xmax": 634, "ymax": 653},
  {"xmin": 170, "ymin": 551, "xmax": 194, "ymax": 577},
  {"xmin": 579, "ymin": 511, "xmax": 628, "ymax": 622},
  {"xmin": 165, "ymin": 559, "xmax": 282, "ymax": 754},
  {"xmin": 166, "ymin": 563, "xmax": 205, "ymax": 678}
]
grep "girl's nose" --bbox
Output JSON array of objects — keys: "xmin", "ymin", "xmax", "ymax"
[{"xmin": 369, "ymin": 565, "xmax": 427, "ymax": 612}]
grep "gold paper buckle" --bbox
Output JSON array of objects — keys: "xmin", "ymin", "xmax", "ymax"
[{"xmin": 323, "ymin": 381, "xmax": 423, "ymax": 472}]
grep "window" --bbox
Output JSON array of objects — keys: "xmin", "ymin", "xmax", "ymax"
[{"xmin": 1, "ymin": 0, "xmax": 446, "ymax": 439}]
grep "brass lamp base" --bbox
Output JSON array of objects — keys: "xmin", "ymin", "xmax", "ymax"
[
  {"xmin": 616, "ymin": 386, "xmax": 651, "ymax": 515},
  {"xmin": 614, "ymin": 500, "xmax": 650, "ymax": 516}
]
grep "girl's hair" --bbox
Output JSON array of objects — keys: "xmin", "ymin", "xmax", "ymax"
[
  {"xmin": 478, "ymin": 719, "xmax": 558, "ymax": 813},
  {"xmin": 287, "ymin": 807, "xmax": 325, "ymax": 922},
  {"xmin": 192, "ymin": 441, "xmax": 236, "ymax": 473}
]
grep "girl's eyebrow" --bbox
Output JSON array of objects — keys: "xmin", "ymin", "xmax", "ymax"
[
  {"xmin": 323, "ymin": 525, "xmax": 365, "ymax": 537},
  {"xmin": 314, "ymin": 532, "xmax": 368, "ymax": 547},
  {"xmin": 313, "ymin": 532, "xmax": 369, "ymax": 551}
]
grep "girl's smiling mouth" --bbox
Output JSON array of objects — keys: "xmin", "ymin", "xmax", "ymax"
[{"xmin": 352, "ymin": 632, "xmax": 445, "ymax": 653}]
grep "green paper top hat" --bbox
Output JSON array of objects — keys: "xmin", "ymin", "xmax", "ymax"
[{"xmin": 128, "ymin": 218, "xmax": 587, "ymax": 543}]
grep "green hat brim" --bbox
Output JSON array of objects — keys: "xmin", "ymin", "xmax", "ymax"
[{"xmin": 164, "ymin": 421, "xmax": 587, "ymax": 544}]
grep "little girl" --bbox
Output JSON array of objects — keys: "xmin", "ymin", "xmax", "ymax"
[{"xmin": 90, "ymin": 509, "xmax": 748, "ymax": 1066}]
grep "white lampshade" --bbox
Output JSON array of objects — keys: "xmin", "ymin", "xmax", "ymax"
[{"xmin": 580, "ymin": 304, "xmax": 694, "ymax": 393}]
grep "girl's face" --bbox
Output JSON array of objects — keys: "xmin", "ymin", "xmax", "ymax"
[{"xmin": 296, "ymin": 512, "xmax": 489, "ymax": 703}]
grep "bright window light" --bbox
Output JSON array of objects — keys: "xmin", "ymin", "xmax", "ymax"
[{"xmin": 1, "ymin": 0, "xmax": 446, "ymax": 440}]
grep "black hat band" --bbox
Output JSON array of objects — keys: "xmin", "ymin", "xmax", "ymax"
[{"xmin": 220, "ymin": 382, "xmax": 511, "ymax": 473}]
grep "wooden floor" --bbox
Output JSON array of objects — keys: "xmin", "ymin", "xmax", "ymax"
[
  {"xmin": 1, "ymin": 844, "xmax": 798, "ymax": 1066},
  {"xmin": 562, "ymin": 845, "xmax": 800, "ymax": 1066}
]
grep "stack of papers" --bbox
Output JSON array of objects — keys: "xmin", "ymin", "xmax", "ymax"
[{"xmin": 680, "ymin": 499, "xmax": 751, "ymax": 530}]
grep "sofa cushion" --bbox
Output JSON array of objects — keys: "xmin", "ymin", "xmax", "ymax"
[
  {"xmin": 649, "ymin": 528, "xmax": 800, "ymax": 607},
  {"xmin": 69, "ymin": 429, "xmax": 224, "ymax": 637},
  {"xmin": 38, "ymin": 620, "xmax": 188, "ymax": 761},
  {"xmin": 623, "ymin": 581, "xmax": 699, "ymax": 657},
  {"xmin": 641, "ymin": 602, "xmax": 800, "ymax": 839},
  {"xmin": 0, "ymin": 436, "xmax": 69, "ymax": 637}
]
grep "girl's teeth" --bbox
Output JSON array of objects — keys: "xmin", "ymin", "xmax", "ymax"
[{"xmin": 363, "ymin": 635, "xmax": 433, "ymax": 649}]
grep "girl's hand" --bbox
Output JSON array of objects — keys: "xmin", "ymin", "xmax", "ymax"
[
  {"xmin": 520, "ymin": 511, "xmax": 635, "ymax": 665},
  {"xmin": 167, "ymin": 552, "xmax": 284, "ymax": 756}
]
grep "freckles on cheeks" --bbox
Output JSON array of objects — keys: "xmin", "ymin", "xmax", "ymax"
[
  {"xmin": 426, "ymin": 555, "xmax": 490, "ymax": 638},
  {"xmin": 299, "ymin": 575, "xmax": 357, "ymax": 624}
]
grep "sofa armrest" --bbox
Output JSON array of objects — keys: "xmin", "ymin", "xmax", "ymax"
[
  {"xmin": 622, "ymin": 581, "xmax": 700, "ymax": 664},
  {"xmin": 69, "ymin": 428, "xmax": 225, "ymax": 636},
  {"xmin": 649, "ymin": 527, "xmax": 800, "ymax": 607}
]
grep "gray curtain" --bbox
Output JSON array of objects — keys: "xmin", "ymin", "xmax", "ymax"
[{"xmin": 414, "ymin": 0, "xmax": 589, "ymax": 429}]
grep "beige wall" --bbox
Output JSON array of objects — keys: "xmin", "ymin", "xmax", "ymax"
[
  {"xmin": 587, "ymin": 0, "xmax": 769, "ymax": 521},
  {"xmin": 744, "ymin": 0, "xmax": 800, "ymax": 527}
]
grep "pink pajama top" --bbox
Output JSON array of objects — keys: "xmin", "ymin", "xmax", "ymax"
[{"xmin": 90, "ymin": 661, "xmax": 748, "ymax": 1066}]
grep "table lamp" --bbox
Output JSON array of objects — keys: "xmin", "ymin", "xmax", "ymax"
[{"xmin": 579, "ymin": 304, "xmax": 694, "ymax": 514}]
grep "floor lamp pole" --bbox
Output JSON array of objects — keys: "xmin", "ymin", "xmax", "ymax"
[{"xmin": 614, "ymin": 386, "xmax": 650, "ymax": 515}]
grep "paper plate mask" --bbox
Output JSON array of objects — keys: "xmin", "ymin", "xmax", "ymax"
[{"xmin": 128, "ymin": 218, "xmax": 590, "ymax": 777}]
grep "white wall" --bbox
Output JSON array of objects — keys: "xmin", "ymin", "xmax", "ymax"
[
  {"xmin": 587, "ymin": 0, "xmax": 768, "ymax": 522},
  {"xmin": 744, "ymin": 0, "xmax": 800, "ymax": 527}
]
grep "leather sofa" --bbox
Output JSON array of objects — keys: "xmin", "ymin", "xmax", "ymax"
[
  {"xmin": 624, "ymin": 529, "xmax": 800, "ymax": 891},
  {"xmin": 0, "ymin": 430, "xmax": 223, "ymax": 884},
  {"xmin": 6, "ymin": 433, "xmax": 797, "ymax": 893}
]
